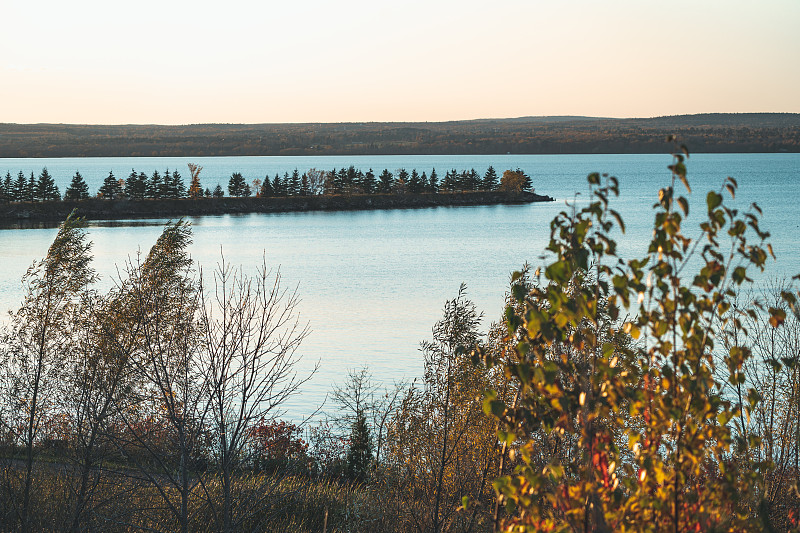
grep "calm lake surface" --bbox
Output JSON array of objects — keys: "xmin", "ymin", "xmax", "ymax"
[{"xmin": 2, "ymin": 153, "xmax": 799, "ymax": 419}]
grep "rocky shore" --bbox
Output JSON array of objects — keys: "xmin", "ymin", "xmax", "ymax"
[{"xmin": 0, "ymin": 191, "xmax": 554, "ymax": 225}]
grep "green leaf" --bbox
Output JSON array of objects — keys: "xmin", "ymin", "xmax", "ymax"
[{"xmin": 707, "ymin": 191, "xmax": 722, "ymax": 211}]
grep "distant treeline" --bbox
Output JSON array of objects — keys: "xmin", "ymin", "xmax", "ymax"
[
  {"xmin": 0, "ymin": 164, "xmax": 533, "ymax": 203},
  {"xmin": 1, "ymin": 113, "xmax": 799, "ymax": 157}
]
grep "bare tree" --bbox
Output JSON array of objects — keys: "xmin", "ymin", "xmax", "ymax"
[{"xmin": 198, "ymin": 256, "xmax": 312, "ymax": 532}]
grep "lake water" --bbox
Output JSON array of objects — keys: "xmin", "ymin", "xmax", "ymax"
[{"xmin": 1, "ymin": 153, "xmax": 799, "ymax": 419}]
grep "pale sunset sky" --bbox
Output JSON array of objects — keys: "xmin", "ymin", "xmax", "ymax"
[{"xmin": 1, "ymin": 0, "xmax": 798, "ymax": 125}]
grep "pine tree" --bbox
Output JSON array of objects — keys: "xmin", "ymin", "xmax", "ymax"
[
  {"xmin": 409, "ymin": 169, "xmax": 423, "ymax": 194},
  {"xmin": 300, "ymin": 173, "xmax": 310, "ymax": 196},
  {"xmin": 204, "ymin": 188, "xmax": 211, "ymax": 197},
  {"xmin": 64, "ymin": 171, "xmax": 90, "ymax": 200},
  {"xmin": 396, "ymin": 168, "xmax": 409, "ymax": 194},
  {"xmin": 228, "ymin": 172, "xmax": 247, "ymax": 197},
  {"xmin": 346, "ymin": 409, "xmax": 373, "ymax": 481},
  {"xmin": 161, "ymin": 169, "xmax": 174, "ymax": 198},
  {"xmin": 482, "ymin": 166, "xmax": 498, "ymax": 191},
  {"xmin": 124, "ymin": 169, "xmax": 147, "ymax": 199},
  {"xmin": 35, "ymin": 168, "xmax": 60, "ymax": 201},
  {"xmin": 0, "ymin": 171, "xmax": 10, "ymax": 201},
  {"xmin": 429, "ymin": 168, "xmax": 439, "ymax": 193},
  {"xmin": 289, "ymin": 169, "xmax": 301, "ymax": 196},
  {"xmin": 362, "ymin": 169, "xmax": 377, "ymax": 194},
  {"xmin": 441, "ymin": 169, "xmax": 457, "ymax": 192},
  {"xmin": 13, "ymin": 171, "xmax": 27, "ymax": 201},
  {"xmin": 27, "ymin": 172, "xmax": 37, "ymax": 201},
  {"xmin": 170, "ymin": 169, "xmax": 186, "ymax": 198},
  {"xmin": 148, "ymin": 171, "xmax": 163, "ymax": 199},
  {"xmin": 272, "ymin": 174, "xmax": 282, "ymax": 196},
  {"xmin": 98, "ymin": 171, "xmax": 123, "ymax": 199},
  {"xmin": 378, "ymin": 169, "xmax": 393, "ymax": 193},
  {"xmin": 260, "ymin": 176, "xmax": 274, "ymax": 197},
  {"xmin": 212, "ymin": 184, "xmax": 224, "ymax": 198}
]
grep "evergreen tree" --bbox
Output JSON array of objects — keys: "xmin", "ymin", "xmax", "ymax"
[
  {"xmin": 346, "ymin": 409, "xmax": 373, "ymax": 481},
  {"xmin": 395, "ymin": 168, "xmax": 409, "ymax": 194},
  {"xmin": 378, "ymin": 169, "xmax": 393, "ymax": 193},
  {"xmin": 420, "ymin": 171, "xmax": 429, "ymax": 193},
  {"xmin": 409, "ymin": 169, "xmax": 423, "ymax": 194},
  {"xmin": 466, "ymin": 168, "xmax": 480, "ymax": 191},
  {"xmin": 125, "ymin": 169, "xmax": 147, "ymax": 199},
  {"xmin": 362, "ymin": 169, "xmax": 377, "ymax": 194},
  {"xmin": 148, "ymin": 170, "xmax": 163, "ymax": 199},
  {"xmin": 441, "ymin": 169, "xmax": 457, "ymax": 192},
  {"xmin": 482, "ymin": 166, "xmax": 498, "ymax": 191},
  {"xmin": 517, "ymin": 167, "xmax": 533, "ymax": 191},
  {"xmin": 212, "ymin": 184, "xmax": 224, "ymax": 198},
  {"xmin": 335, "ymin": 168, "xmax": 347, "ymax": 194},
  {"xmin": 289, "ymin": 169, "xmax": 301, "ymax": 196},
  {"xmin": 345, "ymin": 166, "xmax": 358, "ymax": 193},
  {"xmin": 36, "ymin": 168, "xmax": 61, "ymax": 201},
  {"xmin": 271, "ymin": 174, "xmax": 282, "ymax": 196},
  {"xmin": 170, "ymin": 169, "xmax": 186, "ymax": 198},
  {"xmin": 13, "ymin": 171, "xmax": 27, "ymax": 201},
  {"xmin": 204, "ymin": 187, "xmax": 212, "ymax": 197},
  {"xmin": 27, "ymin": 172, "xmax": 36, "ymax": 201},
  {"xmin": 98, "ymin": 171, "xmax": 123, "ymax": 199},
  {"xmin": 300, "ymin": 173, "xmax": 310, "ymax": 196},
  {"xmin": 64, "ymin": 171, "xmax": 90, "ymax": 200},
  {"xmin": 160, "ymin": 169, "xmax": 174, "ymax": 198},
  {"xmin": 228, "ymin": 172, "xmax": 247, "ymax": 197},
  {"xmin": 429, "ymin": 168, "xmax": 439, "ymax": 193},
  {"xmin": 1, "ymin": 171, "xmax": 11, "ymax": 201},
  {"xmin": 260, "ymin": 176, "xmax": 274, "ymax": 197}
]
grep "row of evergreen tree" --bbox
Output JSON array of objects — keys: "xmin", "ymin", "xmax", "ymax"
[{"xmin": 0, "ymin": 165, "xmax": 532, "ymax": 202}]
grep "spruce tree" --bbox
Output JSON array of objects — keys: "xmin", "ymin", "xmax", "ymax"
[
  {"xmin": 212, "ymin": 184, "xmax": 224, "ymax": 198},
  {"xmin": 409, "ymin": 169, "xmax": 423, "ymax": 193},
  {"xmin": 27, "ymin": 172, "xmax": 36, "ymax": 201},
  {"xmin": 98, "ymin": 171, "xmax": 123, "ymax": 199},
  {"xmin": 161, "ymin": 169, "xmax": 173, "ymax": 198},
  {"xmin": 482, "ymin": 166, "xmax": 498, "ymax": 191},
  {"xmin": 346, "ymin": 409, "xmax": 373, "ymax": 481},
  {"xmin": 228, "ymin": 172, "xmax": 247, "ymax": 197},
  {"xmin": 13, "ymin": 171, "xmax": 27, "ymax": 201},
  {"xmin": 170, "ymin": 169, "xmax": 186, "ymax": 198},
  {"xmin": 124, "ymin": 169, "xmax": 146, "ymax": 199},
  {"xmin": 64, "ymin": 171, "xmax": 90, "ymax": 200},
  {"xmin": 429, "ymin": 168, "xmax": 439, "ymax": 193},
  {"xmin": 362, "ymin": 169, "xmax": 377, "ymax": 194},
  {"xmin": 35, "ymin": 168, "xmax": 60, "ymax": 201},
  {"xmin": 378, "ymin": 169, "xmax": 393, "ymax": 193},
  {"xmin": 260, "ymin": 176, "xmax": 274, "ymax": 197},
  {"xmin": 148, "ymin": 171, "xmax": 163, "ymax": 199},
  {"xmin": 0, "ymin": 171, "xmax": 10, "ymax": 201},
  {"xmin": 300, "ymin": 173, "xmax": 310, "ymax": 196},
  {"xmin": 289, "ymin": 169, "xmax": 301, "ymax": 196}
]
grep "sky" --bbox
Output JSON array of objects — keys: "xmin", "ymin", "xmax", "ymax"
[{"xmin": 1, "ymin": 0, "xmax": 798, "ymax": 124}]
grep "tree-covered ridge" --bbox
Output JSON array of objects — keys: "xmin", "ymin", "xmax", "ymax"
[{"xmin": 1, "ymin": 113, "xmax": 798, "ymax": 157}]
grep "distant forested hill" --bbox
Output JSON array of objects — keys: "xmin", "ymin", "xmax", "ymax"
[{"xmin": 1, "ymin": 113, "xmax": 798, "ymax": 157}]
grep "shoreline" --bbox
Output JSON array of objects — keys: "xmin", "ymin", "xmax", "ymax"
[{"xmin": 0, "ymin": 191, "xmax": 554, "ymax": 226}]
